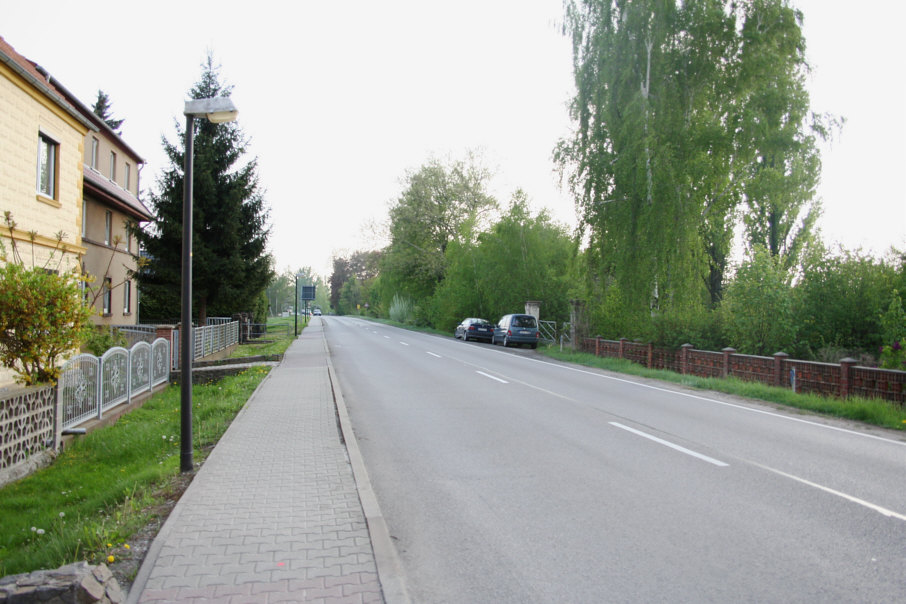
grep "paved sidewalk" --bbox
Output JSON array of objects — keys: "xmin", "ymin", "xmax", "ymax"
[{"xmin": 128, "ymin": 319, "xmax": 401, "ymax": 604}]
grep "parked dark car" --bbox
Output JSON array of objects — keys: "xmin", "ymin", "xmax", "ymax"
[
  {"xmin": 455, "ymin": 318, "xmax": 495, "ymax": 342},
  {"xmin": 492, "ymin": 314, "xmax": 540, "ymax": 349}
]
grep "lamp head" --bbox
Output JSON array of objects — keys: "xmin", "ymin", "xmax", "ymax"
[{"xmin": 184, "ymin": 96, "xmax": 238, "ymax": 123}]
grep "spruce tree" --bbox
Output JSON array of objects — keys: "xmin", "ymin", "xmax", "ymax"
[
  {"xmin": 132, "ymin": 54, "xmax": 273, "ymax": 324},
  {"xmin": 92, "ymin": 90, "xmax": 124, "ymax": 134}
]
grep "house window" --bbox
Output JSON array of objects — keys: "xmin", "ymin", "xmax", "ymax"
[
  {"xmin": 126, "ymin": 230, "xmax": 132, "ymax": 253},
  {"xmin": 125, "ymin": 163, "xmax": 131, "ymax": 190},
  {"xmin": 81, "ymin": 200, "xmax": 87, "ymax": 237},
  {"xmin": 103, "ymin": 278, "xmax": 112, "ymax": 315},
  {"xmin": 123, "ymin": 280, "xmax": 132, "ymax": 314},
  {"xmin": 109, "ymin": 151, "xmax": 116, "ymax": 181},
  {"xmin": 90, "ymin": 137, "xmax": 99, "ymax": 169},
  {"xmin": 36, "ymin": 132, "xmax": 58, "ymax": 198},
  {"xmin": 105, "ymin": 211, "xmax": 112, "ymax": 246}
]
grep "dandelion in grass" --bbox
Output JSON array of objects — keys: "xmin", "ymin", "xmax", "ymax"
[
  {"xmin": 59, "ymin": 512, "xmax": 65, "ymax": 518},
  {"xmin": 36, "ymin": 529, "xmax": 44, "ymax": 535},
  {"xmin": 124, "ymin": 544, "xmax": 131, "ymax": 550},
  {"xmin": 107, "ymin": 555, "xmax": 115, "ymax": 563}
]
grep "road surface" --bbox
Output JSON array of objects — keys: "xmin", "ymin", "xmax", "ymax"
[{"xmin": 325, "ymin": 316, "xmax": 906, "ymax": 603}]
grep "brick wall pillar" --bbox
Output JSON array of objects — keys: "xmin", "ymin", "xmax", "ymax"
[
  {"xmin": 619, "ymin": 338, "xmax": 628, "ymax": 359},
  {"xmin": 839, "ymin": 357, "xmax": 857, "ymax": 399},
  {"xmin": 155, "ymin": 325, "xmax": 175, "ymax": 346},
  {"xmin": 681, "ymin": 343, "xmax": 693, "ymax": 375},
  {"xmin": 721, "ymin": 347, "xmax": 735, "ymax": 378},
  {"xmin": 773, "ymin": 352, "xmax": 789, "ymax": 387},
  {"xmin": 647, "ymin": 342, "xmax": 654, "ymax": 369},
  {"xmin": 595, "ymin": 336, "xmax": 600, "ymax": 357}
]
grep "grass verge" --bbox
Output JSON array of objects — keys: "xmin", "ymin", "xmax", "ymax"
[
  {"xmin": 228, "ymin": 316, "xmax": 296, "ymax": 358},
  {"xmin": 0, "ymin": 318, "xmax": 299, "ymax": 579},
  {"xmin": 541, "ymin": 347, "xmax": 906, "ymax": 431}
]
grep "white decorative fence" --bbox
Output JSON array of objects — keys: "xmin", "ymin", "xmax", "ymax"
[
  {"xmin": 58, "ymin": 338, "xmax": 171, "ymax": 430},
  {"xmin": 172, "ymin": 321, "xmax": 239, "ymax": 369}
]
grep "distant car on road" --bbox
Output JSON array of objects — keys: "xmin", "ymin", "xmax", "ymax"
[
  {"xmin": 312, "ymin": 308, "xmax": 322, "ymax": 316},
  {"xmin": 492, "ymin": 313, "xmax": 540, "ymax": 349},
  {"xmin": 455, "ymin": 318, "xmax": 495, "ymax": 342}
]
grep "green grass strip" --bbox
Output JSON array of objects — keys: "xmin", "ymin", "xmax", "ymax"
[
  {"xmin": 0, "ymin": 319, "xmax": 298, "ymax": 577},
  {"xmin": 541, "ymin": 347, "xmax": 906, "ymax": 430}
]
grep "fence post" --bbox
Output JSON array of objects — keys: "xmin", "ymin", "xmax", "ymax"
[
  {"xmin": 773, "ymin": 352, "xmax": 789, "ymax": 388},
  {"xmin": 54, "ymin": 384, "xmax": 63, "ymax": 451},
  {"xmin": 647, "ymin": 342, "xmax": 654, "ymax": 369},
  {"xmin": 96, "ymin": 354, "xmax": 104, "ymax": 420},
  {"xmin": 722, "ymin": 347, "xmax": 735, "ymax": 379},
  {"xmin": 681, "ymin": 343, "xmax": 693, "ymax": 375},
  {"xmin": 619, "ymin": 338, "xmax": 627, "ymax": 359},
  {"xmin": 839, "ymin": 357, "xmax": 857, "ymax": 399}
]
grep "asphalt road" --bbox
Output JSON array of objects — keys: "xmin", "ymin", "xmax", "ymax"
[{"xmin": 324, "ymin": 316, "xmax": 906, "ymax": 604}]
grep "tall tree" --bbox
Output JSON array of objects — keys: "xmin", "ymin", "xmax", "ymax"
[
  {"xmin": 429, "ymin": 192, "xmax": 574, "ymax": 330},
  {"xmin": 736, "ymin": 0, "xmax": 829, "ymax": 272},
  {"xmin": 91, "ymin": 89, "xmax": 124, "ymax": 134},
  {"xmin": 381, "ymin": 154, "xmax": 497, "ymax": 304},
  {"xmin": 557, "ymin": 0, "xmax": 831, "ymax": 318},
  {"xmin": 557, "ymin": 0, "xmax": 740, "ymax": 317},
  {"xmin": 329, "ymin": 251, "xmax": 381, "ymax": 313},
  {"xmin": 132, "ymin": 54, "xmax": 273, "ymax": 324}
]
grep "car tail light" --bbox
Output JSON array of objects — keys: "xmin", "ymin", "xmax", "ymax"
[
  {"xmin": 535, "ymin": 332, "xmax": 540, "ymax": 338},
  {"xmin": 469, "ymin": 326, "xmax": 476, "ymax": 331},
  {"xmin": 507, "ymin": 330, "xmax": 512, "ymax": 336}
]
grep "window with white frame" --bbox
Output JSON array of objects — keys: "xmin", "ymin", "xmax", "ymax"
[
  {"xmin": 109, "ymin": 151, "xmax": 116, "ymax": 181},
  {"xmin": 123, "ymin": 280, "xmax": 131, "ymax": 314},
  {"xmin": 125, "ymin": 163, "xmax": 131, "ymax": 190},
  {"xmin": 90, "ymin": 137, "xmax": 99, "ymax": 169},
  {"xmin": 36, "ymin": 132, "xmax": 58, "ymax": 198},
  {"xmin": 105, "ymin": 211, "xmax": 112, "ymax": 246},
  {"xmin": 103, "ymin": 278, "xmax": 112, "ymax": 315},
  {"xmin": 82, "ymin": 200, "xmax": 87, "ymax": 238}
]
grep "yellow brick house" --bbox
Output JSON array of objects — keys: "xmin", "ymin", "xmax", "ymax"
[
  {"xmin": 0, "ymin": 36, "xmax": 92, "ymax": 268},
  {"xmin": 0, "ymin": 36, "xmax": 96, "ymax": 387}
]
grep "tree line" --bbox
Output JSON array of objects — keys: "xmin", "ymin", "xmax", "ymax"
[{"xmin": 329, "ymin": 0, "xmax": 905, "ymax": 369}]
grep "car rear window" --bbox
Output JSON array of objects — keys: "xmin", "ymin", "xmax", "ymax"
[{"xmin": 512, "ymin": 315, "xmax": 536, "ymax": 328}]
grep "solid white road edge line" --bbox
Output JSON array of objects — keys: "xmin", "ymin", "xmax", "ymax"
[
  {"xmin": 426, "ymin": 352, "xmax": 441, "ymax": 358},
  {"xmin": 749, "ymin": 461, "xmax": 906, "ymax": 522},
  {"xmin": 477, "ymin": 371, "xmax": 508, "ymax": 384},
  {"xmin": 610, "ymin": 422, "xmax": 729, "ymax": 467},
  {"xmin": 514, "ymin": 355, "xmax": 906, "ymax": 447}
]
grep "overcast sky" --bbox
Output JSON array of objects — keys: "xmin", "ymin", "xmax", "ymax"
[{"xmin": 3, "ymin": 1, "xmax": 903, "ymax": 277}]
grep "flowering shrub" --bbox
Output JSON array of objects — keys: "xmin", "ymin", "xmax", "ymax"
[
  {"xmin": 879, "ymin": 339, "xmax": 906, "ymax": 370},
  {"xmin": 1, "ymin": 214, "xmax": 93, "ymax": 384}
]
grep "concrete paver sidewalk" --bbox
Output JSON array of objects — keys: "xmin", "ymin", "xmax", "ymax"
[{"xmin": 128, "ymin": 319, "xmax": 394, "ymax": 604}]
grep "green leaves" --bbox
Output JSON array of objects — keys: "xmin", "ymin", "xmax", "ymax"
[
  {"xmin": 558, "ymin": 0, "xmax": 833, "ymax": 322},
  {"xmin": 133, "ymin": 53, "xmax": 273, "ymax": 323},
  {"xmin": 720, "ymin": 246, "xmax": 796, "ymax": 356},
  {"xmin": 0, "ymin": 263, "xmax": 92, "ymax": 385}
]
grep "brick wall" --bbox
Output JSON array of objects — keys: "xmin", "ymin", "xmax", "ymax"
[{"xmin": 581, "ymin": 337, "xmax": 905, "ymax": 405}]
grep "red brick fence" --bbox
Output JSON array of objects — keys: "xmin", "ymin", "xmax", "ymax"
[{"xmin": 581, "ymin": 338, "xmax": 905, "ymax": 405}]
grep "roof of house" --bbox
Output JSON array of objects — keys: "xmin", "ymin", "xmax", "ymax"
[
  {"xmin": 1, "ymin": 35, "xmax": 153, "ymax": 222},
  {"xmin": 0, "ymin": 35, "xmax": 95, "ymax": 132},
  {"xmin": 82, "ymin": 166, "xmax": 153, "ymax": 222}
]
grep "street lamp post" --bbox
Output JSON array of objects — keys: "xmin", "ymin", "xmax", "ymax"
[
  {"xmin": 294, "ymin": 272, "xmax": 304, "ymax": 337},
  {"xmin": 180, "ymin": 96, "xmax": 238, "ymax": 473}
]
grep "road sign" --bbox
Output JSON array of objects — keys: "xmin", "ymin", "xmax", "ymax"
[{"xmin": 300, "ymin": 285, "xmax": 316, "ymax": 301}]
